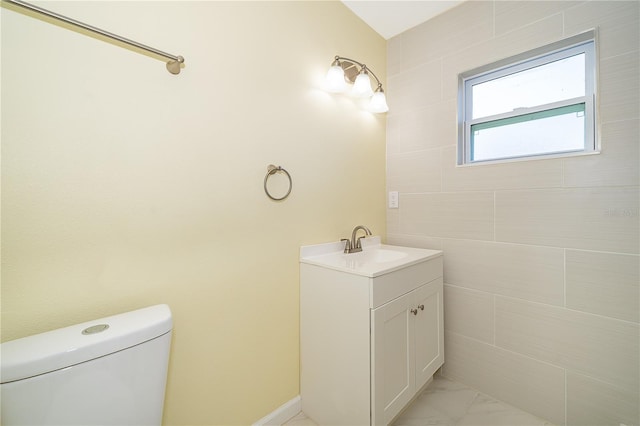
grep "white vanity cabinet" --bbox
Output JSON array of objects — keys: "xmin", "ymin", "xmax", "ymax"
[
  {"xmin": 371, "ymin": 275, "xmax": 443, "ymax": 424},
  {"xmin": 300, "ymin": 239, "xmax": 443, "ymax": 425}
]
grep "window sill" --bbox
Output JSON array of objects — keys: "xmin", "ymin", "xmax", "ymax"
[{"xmin": 456, "ymin": 149, "xmax": 601, "ymax": 168}]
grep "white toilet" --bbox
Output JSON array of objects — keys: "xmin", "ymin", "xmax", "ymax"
[{"xmin": 0, "ymin": 304, "xmax": 173, "ymax": 425}]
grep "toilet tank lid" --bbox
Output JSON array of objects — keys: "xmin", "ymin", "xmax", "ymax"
[{"xmin": 0, "ymin": 304, "xmax": 172, "ymax": 384}]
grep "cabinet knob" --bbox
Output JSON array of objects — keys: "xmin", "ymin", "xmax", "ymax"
[
  {"xmin": 418, "ymin": 304, "xmax": 424, "ymax": 311},
  {"xmin": 410, "ymin": 308, "xmax": 418, "ymax": 315}
]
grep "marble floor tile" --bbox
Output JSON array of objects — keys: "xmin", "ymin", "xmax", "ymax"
[
  {"xmin": 283, "ymin": 376, "xmax": 554, "ymax": 426},
  {"xmin": 457, "ymin": 393, "xmax": 553, "ymax": 426},
  {"xmin": 393, "ymin": 377, "xmax": 478, "ymax": 425}
]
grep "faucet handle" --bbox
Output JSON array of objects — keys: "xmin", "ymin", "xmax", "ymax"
[
  {"xmin": 356, "ymin": 235, "xmax": 367, "ymax": 249},
  {"xmin": 341, "ymin": 238, "xmax": 351, "ymax": 253}
]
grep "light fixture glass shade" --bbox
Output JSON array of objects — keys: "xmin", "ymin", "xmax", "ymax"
[
  {"xmin": 352, "ymin": 72, "xmax": 374, "ymax": 98},
  {"xmin": 325, "ymin": 65, "xmax": 347, "ymax": 93},
  {"xmin": 368, "ymin": 91, "xmax": 389, "ymax": 113}
]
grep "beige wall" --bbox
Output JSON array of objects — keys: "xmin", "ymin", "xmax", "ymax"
[
  {"xmin": 1, "ymin": 1, "xmax": 386, "ymax": 424},
  {"xmin": 386, "ymin": 1, "xmax": 639, "ymax": 425}
]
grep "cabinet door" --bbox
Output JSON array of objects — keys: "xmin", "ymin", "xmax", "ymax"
[
  {"xmin": 371, "ymin": 291, "xmax": 414, "ymax": 425},
  {"xmin": 414, "ymin": 277, "xmax": 444, "ymax": 389}
]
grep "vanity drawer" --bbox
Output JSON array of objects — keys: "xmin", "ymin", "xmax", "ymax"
[{"xmin": 370, "ymin": 256, "xmax": 443, "ymax": 308}]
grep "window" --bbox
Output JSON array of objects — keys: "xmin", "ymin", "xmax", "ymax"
[{"xmin": 458, "ymin": 31, "xmax": 597, "ymax": 165}]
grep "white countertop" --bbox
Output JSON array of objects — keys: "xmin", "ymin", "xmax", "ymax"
[{"xmin": 300, "ymin": 236, "xmax": 442, "ymax": 277}]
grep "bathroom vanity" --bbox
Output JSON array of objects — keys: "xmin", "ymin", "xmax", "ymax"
[{"xmin": 300, "ymin": 237, "xmax": 443, "ymax": 425}]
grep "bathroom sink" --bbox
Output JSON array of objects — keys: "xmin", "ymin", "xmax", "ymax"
[
  {"xmin": 300, "ymin": 236, "xmax": 441, "ymax": 277},
  {"xmin": 354, "ymin": 248, "xmax": 408, "ymax": 263}
]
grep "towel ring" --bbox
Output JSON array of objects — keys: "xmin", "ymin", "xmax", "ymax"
[{"xmin": 264, "ymin": 164, "xmax": 292, "ymax": 201}]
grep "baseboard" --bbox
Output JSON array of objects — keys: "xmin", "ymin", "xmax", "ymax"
[{"xmin": 252, "ymin": 395, "xmax": 302, "ymax": 426}]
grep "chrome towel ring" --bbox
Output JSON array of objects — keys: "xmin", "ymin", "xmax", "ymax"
[{"xmin": 264, "ymin": 164, "xmax": 292, "ymax": 201}]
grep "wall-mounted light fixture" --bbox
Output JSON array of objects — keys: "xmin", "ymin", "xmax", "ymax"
[{"xmin": 325, "ymin": 55, "xmax": 389, "ymax": 113}]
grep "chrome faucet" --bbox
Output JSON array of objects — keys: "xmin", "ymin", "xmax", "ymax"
[{"xmin": 343, "ymin": 225, "xmax": 372, "ymax": 253}]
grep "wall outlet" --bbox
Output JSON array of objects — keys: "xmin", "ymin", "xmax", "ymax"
[{"xmin": 388, "ymin": 191, "xmax": 399, "ymax": 209}]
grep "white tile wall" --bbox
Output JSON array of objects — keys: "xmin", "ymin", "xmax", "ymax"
[
  {"xmin": 495, "ymin": 187, "xmax": 639, "ymax": 254},
  {"xmin": 386, "ymin": 100, "xmax": 456, "ymax": 155},
  {"xmin": 386, "ymin": 233, "xmax": 443, "ymax": 251},
  {"xmin": 386, "ymin": 1, "xmax": 640, "ymax": 425},
  {"xmin": 443, "ymin": 284, "xmax": 494, "ymax": 343},
  {"xmin": 399, "ymin": 1, "xmax": 494, "ymax": 70},
  {"xmin": 387, "ymin": 61, "xmax": 442, "ymax": 114},
  {"xmin": 442, "ymin": 331, "xmax": 566, "ymax": 425},
  {"xmin": 441, "ymin": 146, "xmax": 564, "ymax": 192},
  {"xmin": 495, "ymin": 296, "xmax": 640, "ymax": 393},
  {"xmin": 599, "ymin": 51, "xmax": 640, "ymax": 123},
  {"xmin": 442, "ymin": 239, "xmax": 564, "ymax": 305},
  {"xmin": 494, "ymin": 1, "xmax": 582, "ymax": 36},
  {"xmin": 563, "ymin": 119, "xmax": 640, "ymax": 188},
  {"xmin": 387, "ymin": 149, "xmax": 442, "ymax": 193},
  {"xmin": 565, "ymin": 249, "xmax": 640, "ymax": 323},
  {"xmin": 566, "ymin": 372, "xmax": 640, "ymax": 426},
  {"xmin": 564, "ymin": 1, "xmax": 640, "ymax": 60},
  {"xmin": 398, "ymin": 192, "xmax": 494, "ymax": 240}
]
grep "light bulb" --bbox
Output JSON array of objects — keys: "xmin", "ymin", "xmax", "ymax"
[
  {"xmin": 352, "ymin": 72, "xmax": 374, "ymax": 98},
  {"xmin": 368, "ymin": 91, "xmax": 389, "ymax": 113},
  {"xmin": 325, "ymin": 65, "xmax": 347, "ymax": 93}
]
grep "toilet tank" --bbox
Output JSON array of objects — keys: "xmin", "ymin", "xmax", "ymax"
[{"xmin": 0, "ymin": 304, "xmax": 172, "ymax": 426}]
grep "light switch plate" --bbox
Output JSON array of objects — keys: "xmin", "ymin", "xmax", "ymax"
[{"xmin": 388, "ymin": 191, "xmax": 399, "ymax": 209}]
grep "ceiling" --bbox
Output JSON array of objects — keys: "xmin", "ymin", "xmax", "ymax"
[{"xmin": 342, "ymin": 1, "xmax": 464, "ymax": 40}]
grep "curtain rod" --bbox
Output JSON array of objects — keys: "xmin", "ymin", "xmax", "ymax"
[{"xmin": 4, "ymin": 0, "xmax": 185, "ymax": 75}]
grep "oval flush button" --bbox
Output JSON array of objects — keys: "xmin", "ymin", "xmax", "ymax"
[{"xmin": 82, "ymin": 324, "xmax": 109, "ymax": 335}]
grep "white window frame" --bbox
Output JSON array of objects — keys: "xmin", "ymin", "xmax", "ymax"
[{"xmin": 457, "ymin": 30, "xmax": 598, "ymax": 165}]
